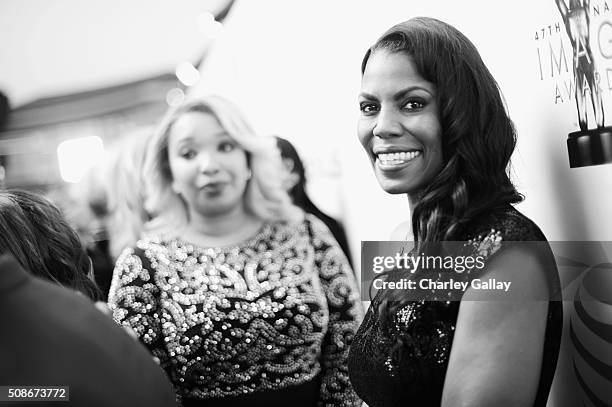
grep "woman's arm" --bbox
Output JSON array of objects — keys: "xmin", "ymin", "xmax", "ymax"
[
  {"xmin": 108, "ymin": 247, "xmax": 170, "ymax": 368},
  {"xmin": 441, "ymin": 245, "xmax": 550, "ymax": 407}
]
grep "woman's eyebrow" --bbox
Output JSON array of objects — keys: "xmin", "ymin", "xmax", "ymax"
[
  {"xmin": 214, "ymin": 131, "xmax": 232, "ymax": 138},
  {"xmin": 174, "ymin": 135, "xmax": 194, "ymax": 145},
  {"xmin": 359, "ymin": 85, "xmax": 435, "ymax": 101},
  {"xmin": 393, "ymin": 86, "xmax": 435, "ymax": 101},
  {"xmin": 358, "ymin": 91, "xmax": 377, "ymax": 100}
]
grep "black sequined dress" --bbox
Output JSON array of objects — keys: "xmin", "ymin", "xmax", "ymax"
[
  {"xmin": 108, "ymin": 215, "xmax": 363, "ymax": 406},
  {"xmin": 348, "ymin": 206, "xmax": 563, "ymax": 407}
]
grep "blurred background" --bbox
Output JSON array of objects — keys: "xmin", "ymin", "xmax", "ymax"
[{"xmin": 2, "ymin": 1, "xmax": 612, "ymax": 405}]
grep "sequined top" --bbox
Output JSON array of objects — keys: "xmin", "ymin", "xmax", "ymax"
[
  {"xmin": 108, "ymin": 215, "xmax": 363, "ymax": 406},
  {"xmin": 347, "ymin": 206, "xmax": 563, "ymax": 407}
]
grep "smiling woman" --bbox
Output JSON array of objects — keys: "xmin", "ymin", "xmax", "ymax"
[
  {"xmin": 348, "ymin": 17, "xmax": 563, "ymax": 407},
  {"xmin": 107, "ymin": 96, "xmax": 363, "ymax": 406}
]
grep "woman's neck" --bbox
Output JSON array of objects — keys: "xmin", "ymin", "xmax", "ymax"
[
  {"xmin": 407, "ymin": 191, "xmax": 421, "ymax": 214},
  {"xmin": 405, "ymin": 192, "xmax": 419, "ymax": 240},
  {"xmin": 183, "ymin": 205, "xmax": 264, "ymax": 247}
]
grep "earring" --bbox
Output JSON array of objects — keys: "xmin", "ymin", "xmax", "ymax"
[{"xmin": 246, "ymin": 169, "xmax": 252, "ymax": 180}]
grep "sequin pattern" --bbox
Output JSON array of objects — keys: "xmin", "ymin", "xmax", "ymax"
[
  {"xmin": 389, "ymin": 229, "xmax": 504, "ymax": 371},
  {"xmin": 379, "ymin": 229, "xmax": 503, "ymax": 377},
  {"xmin": 108, "ymin": 215, "xmax": 363, "ymax": 406}
]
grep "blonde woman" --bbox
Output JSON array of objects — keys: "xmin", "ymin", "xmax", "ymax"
[{"xmin": 108, "ymin": 96, "xmax": 363, "ymax": 407}]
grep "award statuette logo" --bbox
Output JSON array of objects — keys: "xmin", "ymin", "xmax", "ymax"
[{"xmin": 556, "ymin": 0, "xmax": 612, "ymax": 167}]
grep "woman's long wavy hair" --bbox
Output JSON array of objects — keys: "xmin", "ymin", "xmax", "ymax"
[
  {"xmin": 99, "ymin": 131, "xmax": 152, "ymax": 258},
  {"xmin": 0, "ymin": 189, "xmax": 102, "ymax": 300},
  {"xmin": 362, "ymin": 18, "xmax": 523, "ymax": 330},
  {"xmin": 143, "ymin": 96, "xmax": 302, "ymax": 235}
]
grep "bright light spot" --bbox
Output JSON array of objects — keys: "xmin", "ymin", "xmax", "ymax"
[
  {"xmin": 166, "ymin": 88, "xmax": 185, "ymax": 106},
  {"xmin": 209, "ymin": 21, "xmax": 224, "ymax": 38},
  {"xmin": 176, "ymin": 62, "xmax": 200, "ymax": 87},
  {"xmin": 57, "ymin": 136, "xmax": 104, "ymax": 183},
  {"xmin": 197, "ymin": 12, "xmax": 215, "ymax": 33},
  {"xmin": 199, "ymin": 18, "xmax": 224, "ymax": 40}
]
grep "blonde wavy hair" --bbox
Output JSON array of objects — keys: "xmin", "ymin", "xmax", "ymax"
[
  {"xmin": 74, "ymin": 130, "xmax": 152, "ymax": 258},
  {"xmin": 103, "ymin": 131, "xmax": 152, "ymax": 256},
  {"xmin": 143, "ymin": 95, "xmax": 303, "ymax": 234}
]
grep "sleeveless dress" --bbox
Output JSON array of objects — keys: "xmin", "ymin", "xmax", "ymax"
[
  {"xmin": 347, "ymin": 206, "xmax": 563, "ymax": 406},
  {"xmin": 108, "ymin": 215, "xmax": 363, "ymax": 406}
]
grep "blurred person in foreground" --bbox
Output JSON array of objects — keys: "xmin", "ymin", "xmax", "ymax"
[
  {"xmin": 0, "ymin": 189, "xmax": 177, "ymax": 406},
  {"xmin": 0, "ymin": 189, "xmax": 101, "ymax": 300},
  {"xmin": 108, "ymin": 96, "xmax": 363, "ymax": 406},
  {"xmin": 275, "ymin": 136, "xmax": 353, "ymax": 268}
]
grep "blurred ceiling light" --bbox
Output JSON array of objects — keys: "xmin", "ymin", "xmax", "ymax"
[
  {"xmin": 176, "ymin": 62, "xmax": 200, "ymax": 86},
  {"xmin": 57, "ymin": 136, "xmax": 104, "ymax": 183},
  {"xmin": 166, "ymin": 88, "xmax": 185, "ymax": 106}
]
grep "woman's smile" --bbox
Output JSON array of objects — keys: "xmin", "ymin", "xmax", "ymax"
[{"xmin": 375, "ymin": 150, "xmax": 423, "ymax": 171}]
